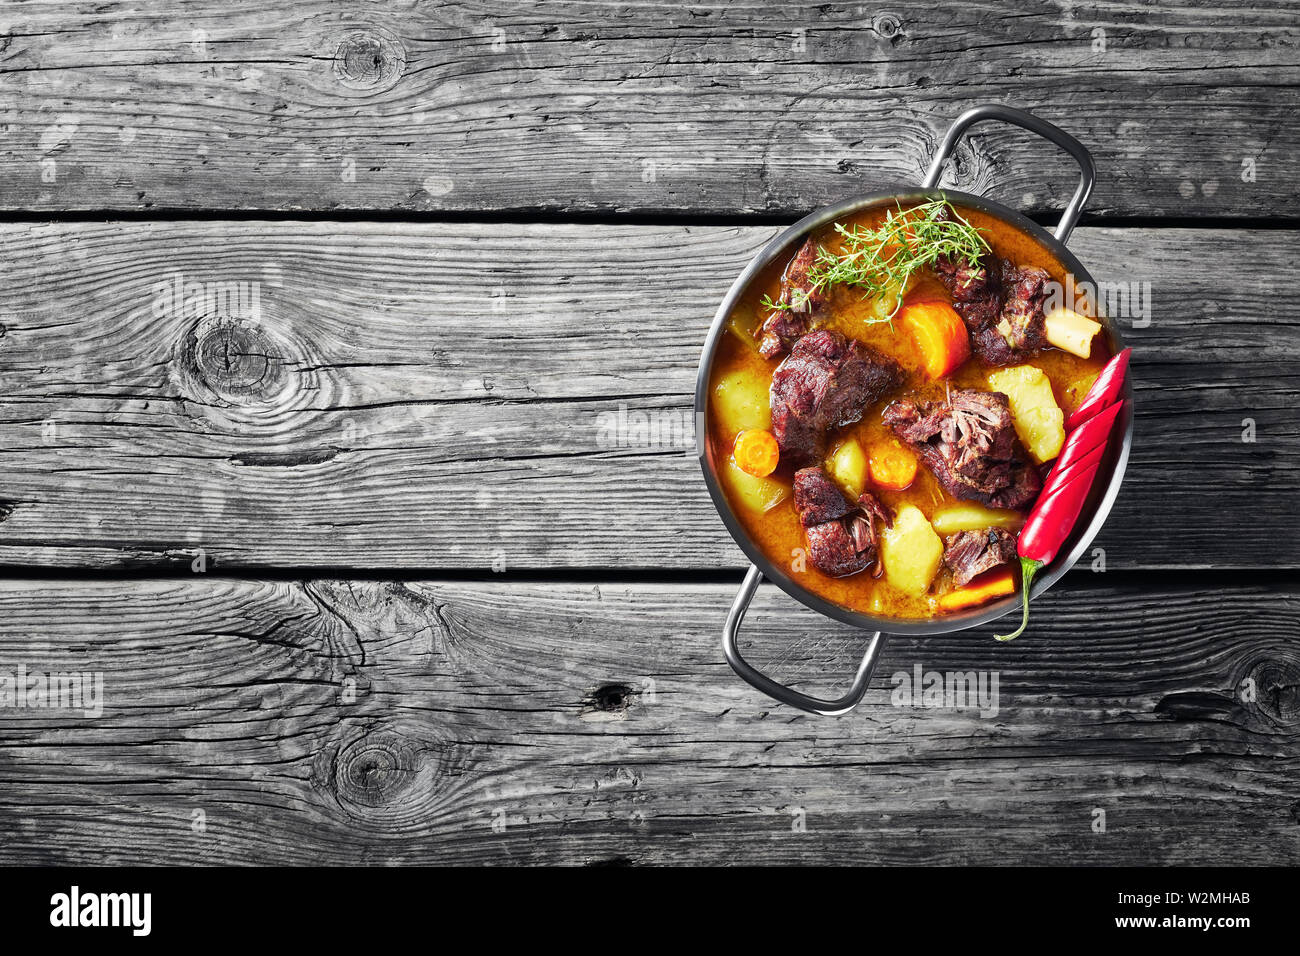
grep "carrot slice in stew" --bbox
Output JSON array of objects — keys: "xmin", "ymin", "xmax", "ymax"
[
  {"xmin": 900, "ymin": 300, "xmax": 971, "ymax": 379},
  {"xmin": 868, "ymin": 439, "xmax": 918, "ymax": 491},
  {"xmin": 936, "ymin": 566, "xmax": 1017, "ymax": 611},
  {"xmin": 733, "ymin": 429, "xmax": 780, "ymax": 477}
]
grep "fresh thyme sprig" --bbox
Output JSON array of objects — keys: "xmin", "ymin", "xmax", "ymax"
[
  {"xmin": 807, "ymin": 199, "xmax": 990, "ymax": 324},
  {"xmin": 759, "ymin": 290, "xmax": 812, "ymax": 313}
]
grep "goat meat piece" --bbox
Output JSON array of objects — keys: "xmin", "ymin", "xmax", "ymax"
[
  {"xmin": 793, "ymin": 467, "xmax": 854, "ymax": 527},
  {"xmin": 805, "ymin": 520, "xmax": 871, "ymax": 578},
  {"xmin": 758, "ymin": 239, "xmax": 827, "ymax": 358},
  {"xmin": 935, "ymin": 252, "xmax": 1003, "ymax": 331},
  {"xmin": 936, "ymin": 255, "xmax": 1050, "ymax": 365},
  {"xmin": 848, "ymin": 492, "xmax": 891, "ymax": 562},
  {"xmin": 770, "ymin": 330, "xmax": 904, "ymax": 464},
  {"xmin": 797, "ymin": 479, "xmax": 891, "ymax": 578},
  {"xmin": 973, "ymin": 262, "xmax": 1050, "ymax": 365},
  {"xmin": 882, "ymin": 388, "xmax": 1042, "ymax": 510},
  {"xmin": 758, "ymin": 310, "xmax": 809, "ymax": 360},
  {"xmin": 943, "ymin": 527, "xmax": 1017, "ymax": 587}
]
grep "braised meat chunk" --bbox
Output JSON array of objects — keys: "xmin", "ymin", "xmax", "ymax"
[
  {"xmin": 935, "ymin": 254, "xmax": 1049, "ymax": 366},
  {"xmin": 793, "ymin": 466, "xmax": 855, "ymax": 527},
  {"xmin": 758, "ymin": 239, "xmax": 827, "ymax": 359},
  {"xmin": 804, "ymin": 521, "xmax": 865, "ymax": 578},
  {"xmin": 977, "ymin": 262, "xmax": 1049, "ymax": 365},
  {"xmin": 934, "ymin": 252, "xmax": 1002, "ymax": 331},
  {"xmin": 943, "ymin": 527, "xmax": 1017, "ymax": 587},
  {"xmin": 770, "ymin": 330, "xmax": 904, "ymax": 465},
  {"xmin": 882, "ymin": 388, "xmax": 1042, "ymax": 510},
  {"xmin": 794, "ymin": 467, "xmax": 890, "ymax": 577},
  {"xmin": 758, "ymin": 310, "xmax": 808, "ymax": 361}
]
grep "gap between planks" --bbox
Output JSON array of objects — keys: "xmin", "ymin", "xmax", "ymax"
[{"xmin": 1, "ymin": 208, "xmax": 1300, "ymax": 231}]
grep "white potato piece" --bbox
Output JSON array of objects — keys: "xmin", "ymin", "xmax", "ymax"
[
  {"xmin": 727, "ymin": 304, "xmax": 762, "ymax": 355},
  {"xmin": 987, "ymin": 365, "xmax": 1065, "ymax": 464},
  {"xmin": 849, "ymin": 273, "xmax": 915, "ymax": 327},
  {"xmin": 826, "ymin": 438, "xmax": 867, "ymax": 499},
  {"xmin": 1045, "ymin": 307, "xmax": 1102, "ymax": 359},
  {"xmin": 712, "ymin": 367, "xmax": 772, "ymax": 437},
  {"xmin": 930, "ymin": 503, "xmax": 1025, "ymax": 535},
  {"xmin": 880, "ymin": 504, "xmax": 944, "ymax": 596},
  {"xmin": 723, "ymin": 457, "xmax": 788, "ymax": 514}
]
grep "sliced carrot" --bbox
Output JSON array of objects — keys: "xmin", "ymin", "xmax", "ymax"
[
  {"xmin": 733, "ymin": 429, "xmax": 779, "ymax": 477},
  {"xmin": 900, "ymin": 300, "xmax": 971, "ymax": 379},
  {"xmin": 868, "ymin": 439, "xmax": 918, "ymax": 491},
  {"xmin": 937, "ymin": 566, "xmax": 1017, "ymax": 612}
]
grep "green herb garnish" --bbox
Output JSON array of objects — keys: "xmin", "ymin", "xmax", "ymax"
[
  {"xmin": 808, "ymin": 198, "xmax": 990, "ymax": 324},
  {"xmin": 759, "ymin": 289, "xmax": 811, "ymax": 314}
]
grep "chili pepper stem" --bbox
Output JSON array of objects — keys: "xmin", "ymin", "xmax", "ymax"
[{"xmin": 995, "ymin": 556, "xmax": 1044, "ymax": 642}]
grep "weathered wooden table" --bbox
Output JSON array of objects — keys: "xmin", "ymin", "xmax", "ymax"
[{"xmin": 1, "ymin": 2, "xmax": 1296, "ymax": 866}]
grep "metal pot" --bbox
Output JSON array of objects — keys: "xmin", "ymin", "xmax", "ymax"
[{"xmin": 695, "ymin": 105, "xmax": 1134, "ymax": 716}]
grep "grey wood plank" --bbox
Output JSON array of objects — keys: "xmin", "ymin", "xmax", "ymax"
[
  {"xmin": 0, "ymin": 221, "xmax": 1293, "ymax": 570},
  {"xmin": 0, "ymin": 1, "xmax": 1293, "ymax": 216},
  {"xmin": 0, "ymin": 576, "xmax": 1295, "ymax": 865}
]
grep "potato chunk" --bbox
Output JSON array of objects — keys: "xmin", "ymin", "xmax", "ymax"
[
  {"xmin": 723, "ymin": 457, "xmax": 788, "ymax": 514},
  {"xmin": 727, "ymin": 304, "xmax": 762, "ymax": 354},
  {"xmin": 986, "ymin": 365, "xmax": 1065, "ymax": 464},
  {"xmin": 930, "ymin": 503, "xmax": 1025, "ymax": 536},
  {"xmin": 880, "ymin": 504, "xmax": 943, "ymax": 596},
  {"xmin": 712, "ymin": 367, "xmax": 771, "ymax": 438},
  {"xmin": 826, "ymin": 438, "xmax": 868, "ymax": 498},
  {"xmin": 841, "ymin": 274, "xmax": 914, "ymax": 328}
]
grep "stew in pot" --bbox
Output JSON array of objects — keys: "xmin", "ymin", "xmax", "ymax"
[{"xmin": 707, "ymin": 199, "xmax": 1111, "ymax": 620}]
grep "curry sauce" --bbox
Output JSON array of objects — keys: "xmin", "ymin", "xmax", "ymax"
[{"xmin": 707, "ymin": 202, "xmax": 1111, "ymax": 619}]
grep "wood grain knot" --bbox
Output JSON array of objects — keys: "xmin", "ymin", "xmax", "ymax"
[
  {"xmin": 946, "ymin": 139, "xmax": 997, "ymax": 192},
  {"xmin": 580, "ymin": 682, "xmax": 637, "ymax": 721},
  {"xmin": 1237, "ymin": 652, "xmax": 1300, "ymax": 728},
  {"xmin": 186, "ymin": 317, "xmax": 286, "ymax": 403},
  {"xmin": 323, "ymin": 723, "xmax": 467, "ymax": 827},
  {"xmin": 336, "ymin": 735, "xmax": 418, "ymax": 809},
  {"xmin": 872, "ymin": 13, "xmax": 904, "ymax": 42},
  {"xmin": 332, "ymin": 28, "xmax": 405, "ymax": 93}
]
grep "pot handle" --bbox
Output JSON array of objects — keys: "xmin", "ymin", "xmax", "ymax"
[
  {"xmin": 721, "ymin": 565, "xmax": 889, "ymax": 716},
  {"xmin": 921, "ymin": 104, "xmax": 1095, "ymax": 244}
]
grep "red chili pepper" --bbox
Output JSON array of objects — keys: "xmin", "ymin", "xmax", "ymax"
[
  {"xmin": 1065, "ymin": 348, "xmax": 1131, "ymax": 432},
  {"xmin": 1051, "ymin": 400, "xmax": 1124, "ymax": 478},
  {"xmin": 1019, "ymin": 467, "xmax": 1098, "ymax": 559},
  {"xmin": 1041, "ymin": 440, "xmax": 1106, "ymax": 498},
  {"xmin": 995, "ymin": 350, "xmax": 1130, "ymax": 642}
]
